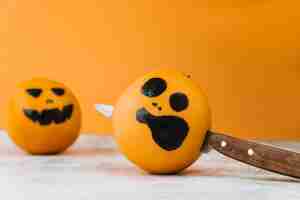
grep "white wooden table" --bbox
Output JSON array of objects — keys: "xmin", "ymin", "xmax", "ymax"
[{"xmin": 0, "ymin": 130, "xmax": 299, "ymax": 200}]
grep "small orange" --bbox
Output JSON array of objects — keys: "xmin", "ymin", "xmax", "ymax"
[{"xmin": 7, "ymin": 78, "xmax": 81, "ymax": 154}]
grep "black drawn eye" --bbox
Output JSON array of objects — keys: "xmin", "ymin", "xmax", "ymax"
[
  {"xmin": 141, "ymin": 78, "xmax": 167, "ymax": 97},
  {"xmin": 52, "ymin": 88, "xmax": 65, "ymax": 96},
  {"xmin": 169, "ymin": 92, "xmax": 189, "ymax": 112},
  {"xmin": 26, "ymin": 88, "xmax": 42, "ymax": 98}
]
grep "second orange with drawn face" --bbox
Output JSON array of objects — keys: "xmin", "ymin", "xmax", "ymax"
[{"xmin": 7, "ymin": 78, "xmax": 81, "ymax": 155}]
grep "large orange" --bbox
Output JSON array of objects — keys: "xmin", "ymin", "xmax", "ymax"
[{"xmin": 113, "ymin": 69, "xmax": 211, "ymax": 173}]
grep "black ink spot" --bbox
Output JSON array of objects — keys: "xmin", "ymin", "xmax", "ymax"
[
  {"xmin": 186, "ymin": 75, "xmax": 191, "ymax": 78},
  {"xmin": 46, "ymin": 99, "xmax": 54, "ymax": 104},
  {"xmin": 26, "ymin": 88, "xmax": 42, "ymax": 98},
  {"xmin": 23, "ymin": 104, "xmax": 73, "ymax": 126},
  {"xmin": 158, "ymin": 107, "xmax": 162, "ymax": 111},
  {"xmin": 141, "ymin": 78, "xmax": 167, "ymax": 97},
  {"xmin": 152, "ymin": 102, "xmax": 158, "ymax": 107},
  {"xmin": 52, "ymin": 88, "xmax": 65, "ymax": 96},
  {"xmin": 169, "ymin": 93, "xmax": 189, "ymax": 112},
  {"xmin": 136, "ymin": 108, "xmax": 189, "ymax": 151}
]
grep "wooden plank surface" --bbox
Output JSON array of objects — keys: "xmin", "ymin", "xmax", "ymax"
[{"xmin": 0, "ymin": 130, "xmax": 299, "ymax": 200}]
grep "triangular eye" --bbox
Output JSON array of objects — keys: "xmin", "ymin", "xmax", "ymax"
[
  {"xmin": 52, "ymin": 88, "xmax": 65, "ymax": 96},
  {"xmin": 26, "ymin": 88, "xmax": 42, "ymax": 98}
]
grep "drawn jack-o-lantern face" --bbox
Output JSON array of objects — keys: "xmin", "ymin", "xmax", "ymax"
[
  {"xmin": 113, "ymin": 69, "xmax": 211, "ymax": 174},
  {"xmin": 7, "ymin": 78, "xmax": 81, "ymax": 155}
]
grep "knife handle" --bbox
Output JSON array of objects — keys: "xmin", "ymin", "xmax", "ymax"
[{"xmin": 207, "ymin": 131, "xmax": 300, "ymax": 179}]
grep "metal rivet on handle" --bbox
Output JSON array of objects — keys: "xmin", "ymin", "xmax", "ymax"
[
  {"xmin": 221, "ymin": 141, "xmax": 227, "ymax": 148},
  {"xmin": 248, "ymin": 148, "xmax": 254, "ymax": 156}
]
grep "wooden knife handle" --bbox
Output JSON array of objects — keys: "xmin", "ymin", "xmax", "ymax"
[{"xmin": 207, "ymin": 131, "xmax": 300, "ymax": 179}]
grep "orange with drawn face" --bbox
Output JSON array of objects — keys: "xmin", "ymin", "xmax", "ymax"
[
  {"xmin": 113, "ymin": 69, "xmax": 211, "ymax": 174},
  {"xmin": 7, "ymin": 78, "xmax": 81, "ymax": 154}
]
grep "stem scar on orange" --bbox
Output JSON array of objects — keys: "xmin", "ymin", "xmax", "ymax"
[{"xmin": 7, "ymin": 78, "xmax": 81, "ymax": 155}]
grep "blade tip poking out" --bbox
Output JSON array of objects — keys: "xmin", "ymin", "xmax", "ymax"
[{"xmin": 95, "ymin": 104, "xmax": 114, "ymax": 118}]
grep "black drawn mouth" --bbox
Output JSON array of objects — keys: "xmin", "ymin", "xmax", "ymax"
[
  {"xmin": 23, "ymin": 104, "xmax": 74, "ymax": 126},
  {"xmin": 136, "ymin": 107, "xmax": 189, "ymax": 151}
]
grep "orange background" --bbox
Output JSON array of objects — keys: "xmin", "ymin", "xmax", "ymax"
[{"xmin": 2, "ymin": 0, "xmax": 300, "ymax": 139}]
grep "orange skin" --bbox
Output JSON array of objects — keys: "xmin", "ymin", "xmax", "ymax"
[
  {"xmin": 7, "ymin": 78, "xmax": 81, "ymax": 155},
  {"xmin": 113, "ymin": 69, "xmax": 211, "ymax": 174}
]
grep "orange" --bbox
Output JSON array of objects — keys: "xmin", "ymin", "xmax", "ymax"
[
  {"xmin": 113, "ymin": 69, "xmax": 211, "ymax": 173},
  {"xmin": 7, "ymin": 78, "xmax": 81, "ymax": 154}
]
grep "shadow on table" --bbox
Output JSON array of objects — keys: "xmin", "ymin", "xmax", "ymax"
[
  {"xmin": 64, "ymin": 147, "xmax": 118, "ymax": 157},
  {"xmin": 181, "ymin": 168, "xmax": 300, "ymax": 183}
]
